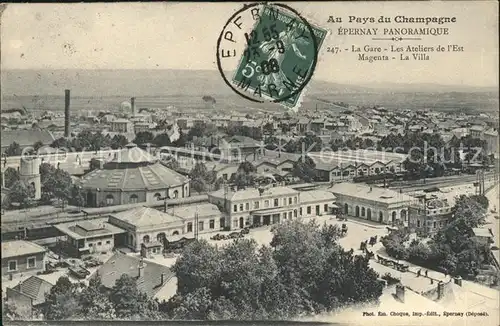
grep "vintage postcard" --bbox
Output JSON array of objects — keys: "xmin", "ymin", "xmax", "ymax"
[{"xmin": 0, "ymin": 1, "xmax": 498, "ymax": 325}]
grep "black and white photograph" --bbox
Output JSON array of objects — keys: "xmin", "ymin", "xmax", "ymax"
[{"xmin": 0, "ymin": 2, "xmax": 499, "ymax": 325}]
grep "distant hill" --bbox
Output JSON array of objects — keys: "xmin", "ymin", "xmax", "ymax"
[
  {"xmin": 2, "ymin": 69, "xmax": 496, "ymax": 97},
  {"xmin": 1, "ymin": 69, "xmax": 498, "ymax": 114},
  {"xmin": 355, "ymin": 82, "xmax": 498, "ymax": 93}
]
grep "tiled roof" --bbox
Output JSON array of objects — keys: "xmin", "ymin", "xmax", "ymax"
[
  {"xmin": 167, "ymin": 203, "xmax": 220, "ymax": 220},
  {"xmin": 80, "ymin": 161, "xmax": 188, "ymax": 191},
  {"xmin": 111, "ymin": 206, "xmax": 184, "ymax": 229},
  {"xmin": 94, "ymin": 252, "xmax": 174, "ymax": 298},
  {"xmin": 12, "ymin": 275, "xmax": 54, "ymax": 306},
  {"xmin": 330, "ymin": 182, "xmax": 414, "ymax": 204},
  {"xmin": 2, "ymin": 240, "xmax": 46, "ymax": 259},
  {"xmin": 1, "ymin": 129, "xmax": 55, "ymax": 148}
]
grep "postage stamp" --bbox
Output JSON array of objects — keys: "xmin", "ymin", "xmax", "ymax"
[{"xmin": 216, "ymin": 3, "xmax": 327, "ymax": 109}]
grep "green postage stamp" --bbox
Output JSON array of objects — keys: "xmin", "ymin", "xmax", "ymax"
[{"xmin": 217, "ymin": 3, "xmax": 327, "ymax": 109}]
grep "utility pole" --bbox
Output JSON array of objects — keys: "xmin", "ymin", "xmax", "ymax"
[{"xmin": 194, "ymin": 206, "xmax": 199, "ymax": 240}]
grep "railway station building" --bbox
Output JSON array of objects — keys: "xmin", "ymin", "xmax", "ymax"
[{"xmin": 208, "ymin": 186, "xmax": 337, "ymax": 230}]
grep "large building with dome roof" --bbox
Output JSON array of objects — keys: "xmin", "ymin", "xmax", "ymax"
[{"xmin": 79, "ymin": 144, "xmax": 190, "ymax": 207}]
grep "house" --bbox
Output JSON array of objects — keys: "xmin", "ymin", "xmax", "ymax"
[
  {"xmin": 108, "ymin": 206, "xmax": 186, "ymax": 252},
  {"xmin": 93, "ymin": 252, "xmax": 175, "ymax": 301},
  {"xmin": 297, "ymin": 118, "xmax": 310, "ymax": 133},
  {"xmin": 469, "ymin": 125, "xmax": 484, "ymax": 138},
  {"xmin": 2, "ymin": 240, "xmax": 47, "ymax": 277},
  {"xmin": 5, "ymin": 275, "xmax": 54, "ymax": 318},
  {"xmin": 408, "ymin": 194, "xmax": 453, "ymax": 235},
  {"xmin": 53, "ymin": 218, "xmax": 127, "ymax": 257},
  {"xmin": 330, "ymin": 183, "xmax": 415, "ymax": 225},
  {"xmin": 108, "ymin": 204, "xmax": 220, "ymax": 252},
  {"xmin": 109, "ymin": 119, "xmax": 134, "ymax": 133},
  {"xmin": 309, "ymin": 119, "xmax": 325, "ymax": 133},
  {"xmin": 218, "ymin": 135, "xmax": 262, "ymax": 162}
]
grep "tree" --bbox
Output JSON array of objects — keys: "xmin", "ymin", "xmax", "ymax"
[
  {"xmin": 189, "ymin": 162, "xmax": 216, "ymax": 194},
  {"xmin": 1, "ymin": 167, "xmax": 19, "ymax": 188},
  {"xmin": 70, "ymin": 185, "xmax": 86, "ymax": 209},
  {"xmin": 41, "ymin": 167, "xmax": 73, "ymax": 207},
  {"xmin": 172, "ymin": 130, "xmax": 187, "ymax": 148},
  {"xmin": 382, "ymin": 194, "xmax": 491, "ymax": 278},
  {"xmin": 33, "ymin": 140, "xmax": 44, "ymax": 153},
  {"xmin": 5, "ymin": 142, "xmax": 22, "ymax": 156},
  {"xmin": 79, "ymin": 277, "xmax": 115, "ymax": 319},
  {"xmin": 187, "ymin": 122, "xmax": 208, "ymax": 141},
  {"xmin": 237, "ymin": 161, "xmax": 257, "ymax": 174},
  {"xmin": 214, "ymin": 177, "xmax": 225, "ymax": 191},
  {"xmin": 133, "ymin": 131, "xmax": 154, "ymax": 145},
  {"xmin": 469, "ymin": 194, "xmax": 489, "ymax": 210},
  {"xmin": 292, "ymin": 155, "xmax": 317, "ymax": 182},
  {"xmin": 153, "ymin": 133, "xmax": 172, "ymax": 147},
  {"xmin": 109, "ymin": 274, "xmax": 156, "ymax": 319},
  {"xmin": 111, "ymin": 134, "xmax": 128, "ymax": 149},
  {"xmin": 44, "ymin": 277, "xmax": 81, "ymax": 320},
  {"xmin": 3, "ymin": 297, "xmax": 32, "ymax": 320},
  {"xmin": 51, "ymin": 137, "xmax": 71, "ymax": 149},
  {"xmin": 89, "ymin": 158, "xmax": 101, "ymax": 172},
  {"xmin": 285, "ymin": 134, "xmax": 322, "ymax": 153},
  {"xmin": 230, "ymin": 161, "xmax": 257, "ymax": 190},
  {"xmin": 9, "ymin": 181, "xmax": 34, "ymax": 208},
  {"xmin": 168, "ymin": 222, "xmax": 383, "ymax": 320},
  {"xmin": 263, "ymin": 122, "xmax": 274, "ymax": 135}
]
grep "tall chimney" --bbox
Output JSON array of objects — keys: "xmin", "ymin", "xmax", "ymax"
[
  {"xmin": 64, "ymin": 89, "xmax": 71, "ymax": 137},
  {"xmin": 131, "ymin": 97, "xmax": 136, "ymax": 116}
]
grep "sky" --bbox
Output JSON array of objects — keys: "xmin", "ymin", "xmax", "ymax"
[{"xmin": 1, "ymin": 1, "xmax": 498, "ymax": 87}]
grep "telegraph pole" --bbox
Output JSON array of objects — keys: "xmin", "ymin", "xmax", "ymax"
[{"xmin": 194, "ymin": 206, "xmax": 199, "ymax": 240}]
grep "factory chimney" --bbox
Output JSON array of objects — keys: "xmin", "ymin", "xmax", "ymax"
[
  {"xmin": 131, "ymin": 97, "xmax": 136, "ymax": 116},
  {"xmin": 64, "ymin": 89, "xmax": 71, "ymax": 137}
]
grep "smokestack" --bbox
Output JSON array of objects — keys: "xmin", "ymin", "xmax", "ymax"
[
  {"xmin": 131, "ymin": 97, "xmax": 136, "ymax": 116},
  {"xmin": 64, "ymin": 89, "xmax": 71, "ymax": 137}
]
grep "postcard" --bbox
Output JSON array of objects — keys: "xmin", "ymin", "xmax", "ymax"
[{"xmin": 1, "ymin": 2, "xmax": 498, "ymax": 325}]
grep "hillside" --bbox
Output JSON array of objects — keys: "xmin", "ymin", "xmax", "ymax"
[{"xmin": 1, "ymin": 69, "xmax": 498, "ymax": 113}]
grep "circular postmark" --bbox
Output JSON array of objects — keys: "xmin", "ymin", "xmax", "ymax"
[{"xmin": 216, "ymin": 3, "xmax": 327, "ymax": 109}]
